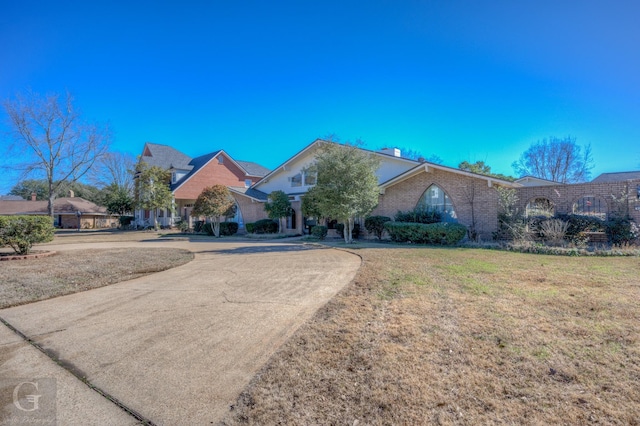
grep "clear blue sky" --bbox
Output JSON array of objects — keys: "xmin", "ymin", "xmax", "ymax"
[{"xmin": 1, "ymin": 0, "xmax": 639, "ymax": 194}]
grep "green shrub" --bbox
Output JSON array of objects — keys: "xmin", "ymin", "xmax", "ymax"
[
  {"xmin": 311, "ymin": 225, "xmax": 328, "ymax": 239},
  {"xmin": 394, "ymin": 208, "xmax": 441, "ymax": 224},
  {"xmin": 178, "ymin": 220, "xmax": 190, "ymax": 233},
  {"xmin": 193, "ymin": 220, "xmax": 204, "ymax": 233},
  {"xmin": 220, "ymin": 221, "xmax": 239, "ymax": 236},
  {"xmin": 606, "ymin": 217, "xmax": 639, "ymax": 245},
  {"xmin": 0, "ymin": 215, "xmax": 55, "ymax": 255},
  {"xmin": 245, "ymin": 222, "xmax": 256, "ymax": 234},
  {"xmin": 384, "ymin": 221, "xmax": 467, "ymax": 245},
  {"xmin": 118, "ymin": 215, "xmax": 135, "ymax": 228},
  {"xmin": 364, "ymin": 215, "xmax": 391, "ymax": 240},
  {"xmin": 335, "ymin": 223, "xmax": 360, "ymax": 239},
  {"xmin": 254, "ymin": 219, "xmax": 278, "ymax": 234}
]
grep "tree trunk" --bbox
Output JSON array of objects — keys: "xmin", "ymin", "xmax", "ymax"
[
  {"xmin": 344, "ymin": 217, "xmax": 354, "ymax": 244},
  {"xmin": 48, "ymin": 179, "xmax": 55, "ymax": 218},
  {"xmin": 213, "ymin": 218, "xmax": 220, "ymax": 237}
]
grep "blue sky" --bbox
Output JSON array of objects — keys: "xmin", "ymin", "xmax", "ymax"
[{"xmin": 1, "ymin": 0, "xmax": 639, "ymax": 194}]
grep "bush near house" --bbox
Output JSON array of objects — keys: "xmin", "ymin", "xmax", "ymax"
[
  {"xmin": 220, "ymin": 221, "xmax": 239, "ymax": 236},
  {"xmin": 606, "ymin": 216, "xmax": 639, "ymax": 245},
  {"xmin": 336, "ymin": 223, "xmax": 360, "ymax": 240},
  {"xmin": 364, "ymin": 215, "xmax": 392, "ymax": 240},
  {"xmin": 245, "ymin": 223, "xmax": 256, "ymax": 234},
  {"xmin": 395, "ymin": 208, "xmax": 441, "ymax": 224},
  {"xmin": 254, "ymin": 219, "xmax": 279, "ymax": 234},
  {"xmin": 311, "ymin": 225, "xmax": 328, "ymax": 240},
  {"xmin": 384, "ymin": 222, "xmax": 467, "ymax": 245},
  {"xmin": 203, "ymin": 222, "xmax": 239, "ymax": 236},
  {"xmin": 118, "ymin": 215, "xmax": 135, "ymax": 228},
  {"xmin": 0, "ymin": 215, "xmax": 55, "ymax": 255}
]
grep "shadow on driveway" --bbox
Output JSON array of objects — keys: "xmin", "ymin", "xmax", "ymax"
[{"xmin": 197, "ymin": 243, "xmax": 324, "ymax": 255}]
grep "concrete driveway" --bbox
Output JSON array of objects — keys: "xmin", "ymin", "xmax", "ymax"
[{"xmin": 0, "ymin": 239, "xmax": 361, "ymax": 425}]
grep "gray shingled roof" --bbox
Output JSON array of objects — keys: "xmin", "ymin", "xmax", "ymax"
[
  {"xmin": 228, "ymin": 187, "xmax": 269, "ymax": 201},
  {"xmin": 142, "ymin": 143, "xmax": 193, "ymax": 171},
  {"xmin": 592, "ymin": 171, "xmax": 640, "ymax": 183},
  {"xmin": 170, "ymin": 151, "xmax": 221, "ymax": 190},
  {"xmin": 236, "ymin": 160, "xmax": 270, "ymax": 177}
]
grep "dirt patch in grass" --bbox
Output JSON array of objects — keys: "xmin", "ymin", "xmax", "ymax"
[
  {"xmin": 0, "ymin": 248, "xmax": 194, "ymax": 308},
  {"xmin": 222, "ymin": 247, "xmax": 640, "ymax": 425}
]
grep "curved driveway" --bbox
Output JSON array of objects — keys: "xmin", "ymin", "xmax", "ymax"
[{"xmin": 0, "ymin": 239, "xmax": 361, "ymax": 425}]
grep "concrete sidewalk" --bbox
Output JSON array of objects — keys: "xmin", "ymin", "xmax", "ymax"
[{"xmin": 0, "ymin": 240, "xmax": 360, "ymax": 424}]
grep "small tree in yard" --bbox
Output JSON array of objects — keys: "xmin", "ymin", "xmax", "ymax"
[
  {"xmin": 192, "ymin": 185, "xmax": 235, "ymax": 237},
  {"xmin": 264, "ymin": 190, "xmax": 292, "ymax": 233},
  {"xmin": 0, "ymin": 216, "xmax": 55, "ymax": 255},
  {"xmin": 134, "ymin": 162, "xmax": 173, "ymax": 230},
  {"xmin": 305, "ymin": 142, "xmax": 380, "ymax": 243}
]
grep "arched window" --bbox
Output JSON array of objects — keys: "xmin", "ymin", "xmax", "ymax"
[
  {"xmin": 526, "ymin": 198, "xmax": 554, "ymax": 217},
  {"xmin": 573, "ymin": 196, "xmax": 607, "ymax": 219},
  {"xmin": 417, "ymin": 184, "xmax": 457, "ymax": 221}
]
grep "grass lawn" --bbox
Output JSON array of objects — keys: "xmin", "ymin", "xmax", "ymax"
[
  {"xmin": 0, "ymin": 248, "xmax": 194, "ymax": 308},
  {"xmin": 223, "ymin": 246, "xmax": 640, "ymax": 425}
]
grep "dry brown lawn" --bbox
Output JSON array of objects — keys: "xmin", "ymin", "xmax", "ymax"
[
  {"xmin": 222, "ymin": 246, "xmax": 640, "ymax": 425},
  {"xmin": 0, "ymin": 248, "xmax": 193, "ymax": 308}
]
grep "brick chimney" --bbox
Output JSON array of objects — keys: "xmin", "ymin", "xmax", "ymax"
[{"xmin": 31, "ymin": 192, "xmax": 36, "ymax": 201}]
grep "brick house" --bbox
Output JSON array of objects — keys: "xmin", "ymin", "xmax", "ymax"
[{"xmin": 135, "ymin": 143, "xmax": 270, "ymax": 228}]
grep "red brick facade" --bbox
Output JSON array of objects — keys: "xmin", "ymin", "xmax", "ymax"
[{"xmin": 174, "ymin": 153, "xmax": 258, "ymax": 200}]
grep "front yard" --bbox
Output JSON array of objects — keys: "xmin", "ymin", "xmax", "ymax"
[{"xmin": 223, "ymin": 246, "xmax": 640, "ymax": 425}]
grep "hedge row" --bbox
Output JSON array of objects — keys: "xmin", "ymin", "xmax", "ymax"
[
  {"xmin": 202, "ymin": 221, "xmax": 239, "ymax": 236},
  {"xmin": 245, "ymin": 219, "xmax": 279, "ymax": 234},
  {"xmin": 0, "ymin": 215, "xmax": 55, "ymax": 254},
  {"xmin": 384, "ymin": 221, "xmax": 467, "ymax": 245}
]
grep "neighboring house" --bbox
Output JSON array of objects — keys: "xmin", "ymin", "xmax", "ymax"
[
  {"xmin": 591, "ymin": 171, "xmax": 640, "ymax": 183},
  {"xmin": 135, "ymin": 142, "xmax": 270, "ymax": 228},
  {"xmin": 0, "ymin": 194, "xmax": 118, "ymax": 229},
  {"xmin": 515, "ymin": 176, "xmax": 563, "ymax": 187}
]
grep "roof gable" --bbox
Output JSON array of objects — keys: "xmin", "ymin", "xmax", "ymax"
[{"xmin": 140, "ymin": 142, "xmax": 193, "ymax": 171}]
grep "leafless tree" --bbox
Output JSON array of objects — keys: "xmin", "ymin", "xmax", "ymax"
[
  {"xmin": 512, "ymin": 136, "xmax": 593, "ymax": 183},
  {"xmin": 89, "ymin": 151, "xmax": 136, "ymax": 192},
  {"xmin": 3, "ymin": 91, "xmax": 110, "ymax": 217}
]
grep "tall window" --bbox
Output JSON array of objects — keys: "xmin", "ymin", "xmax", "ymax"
[
  {"xmin": 417, "ymin": 185, "xmax": 457, "ymax": 221},
  {"xmin": 573, "ymin": 196, "xmax": 606, "ymax": 219}
]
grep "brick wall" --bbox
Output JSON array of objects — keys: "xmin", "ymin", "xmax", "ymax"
[
  {"xmin": 372, "ymin": 168, "xmax": 501, "ymax": 239},
  {"xmin": 233, "ymin": 194, "xmax": 267, "ymax": 231},
  {"xmin": 515, "ymin": 179, "xmax": 640, "ymax": 222},
  {"xmin": 60, "ymin": 214, "xmax": 118, "ymax": 229},
  {"xmin": 174, "ymin": 153, "xmax": 250, "ymax": 200}
]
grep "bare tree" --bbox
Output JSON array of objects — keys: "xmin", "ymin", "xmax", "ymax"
[
  {"xmin": 512, "ymin": 136, "xmax": 593, "ymax": 183},
  {"xmin": 3, "ymin": 91, "xmax": 110, "ymax": 216},
  {"xmin": 89, "ymin": 151, "xmax": 136, "ymax": 192}
]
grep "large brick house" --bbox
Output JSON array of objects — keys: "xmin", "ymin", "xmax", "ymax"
[
  {"xmin": 135, "ymin": 143, "xmax": 270, "ymax": 228},
  {"xmin": 136, "ymin": 140, "xmax": 640, "ymax": 239}
]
